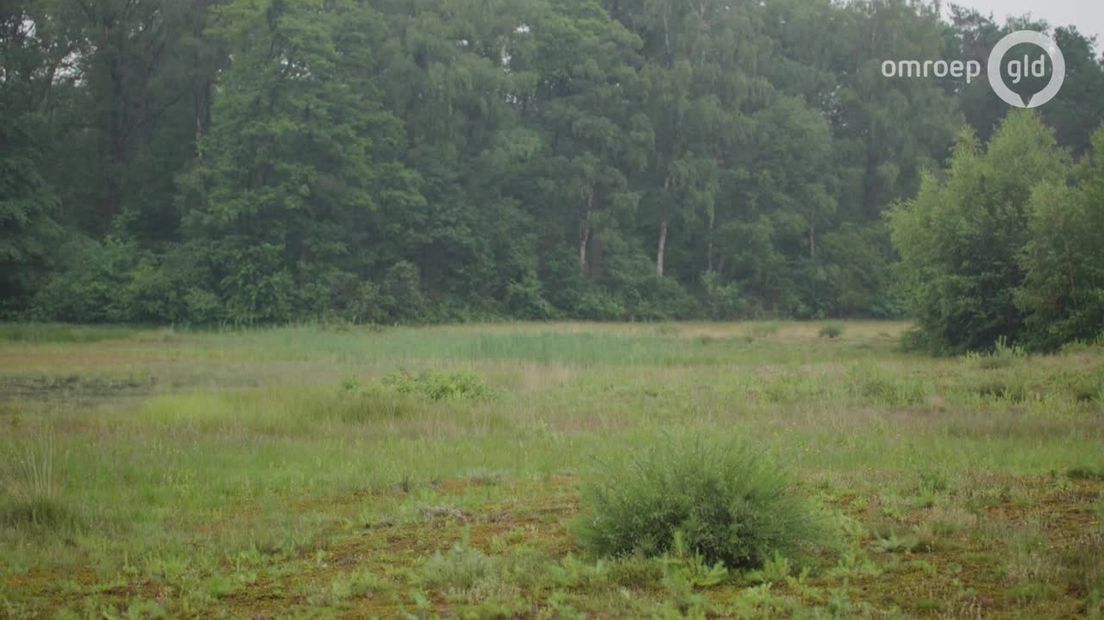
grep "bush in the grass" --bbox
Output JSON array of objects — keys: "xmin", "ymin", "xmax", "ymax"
[
  {"xmin": 574, "ymin": 437, "xmax": 824, "ymax": 570},
  {"xmin": 380, "ymin": 369, "xmax": 495, "ymax": 401},
  {"xmin": 818, "ymin": 323, "xmax": 845, "ymax": 339}
]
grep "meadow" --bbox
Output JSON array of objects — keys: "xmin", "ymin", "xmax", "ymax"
[{"xmin": 0, "ymin": 322, "xmax": 1102, "ymax": 618}]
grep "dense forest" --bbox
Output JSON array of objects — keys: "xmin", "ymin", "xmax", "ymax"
[{"xmin": 2, "ymin": 0, "xmax": 1103, "ymax": 338}]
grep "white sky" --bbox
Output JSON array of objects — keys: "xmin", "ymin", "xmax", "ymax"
[{"xmin": 952, "ymin": 0, "xmax": 1104, "ymax": 51}]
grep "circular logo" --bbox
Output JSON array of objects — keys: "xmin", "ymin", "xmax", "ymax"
[{"xmin": 987, "ymin": 30, "xmax": 1066, "ymax": 108}]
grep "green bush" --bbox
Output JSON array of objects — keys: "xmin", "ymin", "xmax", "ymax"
[
  {"xmin": 504, "ymin": 275, "xmax": 557, "ymax": 320},
  {"xmin": 818, "ymin": 323, "xmax": 845, "ymax": 339},
  {"xmin": 380, "ymin": 369, "xmax": 495, "ymax": 401},
  {"xmin": 574, "ymin": 437, "xmax": 824, "ymax": 570},
  {"xmin": 701, "ymin": 271, "xmax": 747, "ymax": 320},
  {"xmin": 30, "ymin": 238, "xmax": 137, "ymax": 323}
]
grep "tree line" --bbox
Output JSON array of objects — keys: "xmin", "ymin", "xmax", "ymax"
[{"xmin": 2, "ymin": 0, "xmax": 1102, "ymax": 341}]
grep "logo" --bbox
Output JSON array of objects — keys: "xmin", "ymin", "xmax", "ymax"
[
  {"xmin": 881, "ymin": 30, "xmax": 1065, "ymax": 108},
  {"xmin": 986, "ymin": 30, "xmax": 1065, "ymax": 108}
]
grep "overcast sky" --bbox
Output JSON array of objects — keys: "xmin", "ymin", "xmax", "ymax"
[{"xmin": 952, "ymin": 0, "xmax": 1104, "ymax": 50}]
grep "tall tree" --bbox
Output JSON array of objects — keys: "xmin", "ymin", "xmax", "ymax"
[
  {"xmin": 890, "ymin": 112, "xmax": 1068, "ymax": 353},
  {"xmin": 0, "ymin": 1, "xmax": 65, "ymax": 314},
  {"xmin": 181, "ymin": 0, "xmax": 422, "ymax": 323},
  {"xmin": 1017, "ymin": 127, "xmax": 1104, "ymax": 350}
]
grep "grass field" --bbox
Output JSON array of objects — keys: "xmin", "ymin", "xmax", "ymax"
[{"xmin": 1, "ymin": 322, "xmax": 1102, "ymax": 618}]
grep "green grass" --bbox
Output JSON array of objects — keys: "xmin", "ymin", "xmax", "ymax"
[
  {"xmin": 574, "ymin": 437, "xmax": 826, "ymax": 569},
  {"xmin": 0, "ymin": 323, "xmax": 141, "ymax": 344},
  {"xmin": 0, "ymin": 321, "xmax": 1102, "ymax": 617}
]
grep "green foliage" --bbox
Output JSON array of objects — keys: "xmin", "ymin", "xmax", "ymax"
[
  {"xmin": 819, "ymin": 323, "xmax": 845, "ymax": 339},
  {"xmin": 1017, "ymin": 128, "xmax": 1104, "ymax": 351},
  {"xmin": 504, "ymin": 276, "xmax": 558, "ymax": 320},
  {"xmin": 380, "ymin": 370, "xmax": 495, "ymax": 401},
  {"xmin": 31, "ymin": 239, "xmax": 158, "ymax": 324},
  {"xmin": 817, "ymin": 223, "xmax": 903, "ymax": 318},
  {"xmin": 6, "ymin": 1, "xmax": 1104, "ymax": 327},
  {"xmin": 701, "ymin": 272, "xmax": 747, "ymax": 320},
  {"xmin": 0, "ymin": 8, "xmax": 64, "ymax": 318},
  {"xmin": 890, "ymin": 113, "xmax": 1069, "ymax": 354},
  {"xmin": 574, "ymin": 437, "xmax": 825, "ymax": 570},
  {"xmin": 894, "ymin": 118, "xmax": 1104, "ymax": 354}
]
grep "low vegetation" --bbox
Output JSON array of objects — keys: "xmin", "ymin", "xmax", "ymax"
[
  {"xmin": 0, "ymin": 321, "xmax": 1102, "ymax": 617},
  {"xmin": 575, "ymin": 438, "xmax": 825, "ymax": 569}
]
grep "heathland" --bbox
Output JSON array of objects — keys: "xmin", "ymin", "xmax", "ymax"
[{"xmin": 1, "ymin": 322, "xmax": 1102, "ymax": 617}]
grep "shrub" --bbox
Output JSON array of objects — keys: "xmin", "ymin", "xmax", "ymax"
[
  {"xmin": 380, "ymin": 369, "xmax": 495, "ymax": 401},
  {"xmin": 504, "ymin": 275, "xmax": 557, "ymax": 320},
  {"xmin": 701, "ymin": 271, "xmax": 747, "ymax": 320},
  {"xmin": 30, "ymin": 238, "xmax": 137, "ymax": 323},
  {"xmin": 818, "ymin": 323, "xmax": 845, "ymax": 339},
  {"xmin": 573, "ymin": 289, "xmax": 626, "ymax": 321},
  {"xmin": 573, "ymin": 437, "xmax": 824, "ymax": 570}
]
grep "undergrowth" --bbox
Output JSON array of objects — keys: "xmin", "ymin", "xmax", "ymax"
[
  {"xmin": 380, "ymin": 369, "xmax": 495, "ymax": 401},
  {"xmin": 574, "ymin": 436, "xmax": 828, "ymax": 570}
]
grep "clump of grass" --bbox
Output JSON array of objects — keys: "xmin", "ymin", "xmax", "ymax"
[
  {"xmin": 856, "ymin": 375, "xmax": 927, "ymax": 408},
  {"xmin": 818, "ymin": 323, "xmax": 845, "ymax": 339},
  {"xmin": 334, "ymin": 380, "xmax": 413, "ymax": 422},
  {"xmin": 1054, "ymin": 371, "xmax": 1103, "ymax": 403},
  {"xmin": 309, "ymin": 568, "xmax": 386, "ymax": 606},
  {"xmin": 420, "ymin": 540, "xmax": 496, "ymax": 590},
  {"xmin": 758, "ymin": 372, "xmax": 834, "ymax": 404},
  {"xmin": 0, "ymin": 430, "xmax": 71, "ymax": 528},
  {"xmin": 964, "ymin": 336, "xmax": 1027, "ymax": 369},
  {"xmin": 574, "ymin": 437, "xmax": 826, "ymax": 570},
  {"xmin": 381, "ymin": 369, "xmax": 495, "ymax": 401},
  {"xmin": 1067, "ymin": 467, "xmax": 1104, "ymax": 481},
  {"xmin": 972, "ymin": 377, "xmax": 1031, "ymax": 402},
  {"xmin": 847, "ymin": 365, "xmax": 931, "ymax": 407}
]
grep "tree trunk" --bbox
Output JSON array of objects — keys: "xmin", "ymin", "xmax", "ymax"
[
  {"xmin": 707, "ymin": 209, "xmax": 715, "ymax": 272},
  {"xmin": 579, "ymin": 188, "xmax": 595, "ymax": 276},
  {"xmin": 657, "ymin": 219, "xmax": 669, "ymax": 277},
  {"xmin": 193, "ymin": 0, "xmax": 210, "ymax": 157},
  {"xmin": 579, "ymin": 221, "xmax": 590, "ymax": 276},
  {"xmin": 656, "ymin": 174, "xmax": 672, "ymax": 277}
]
